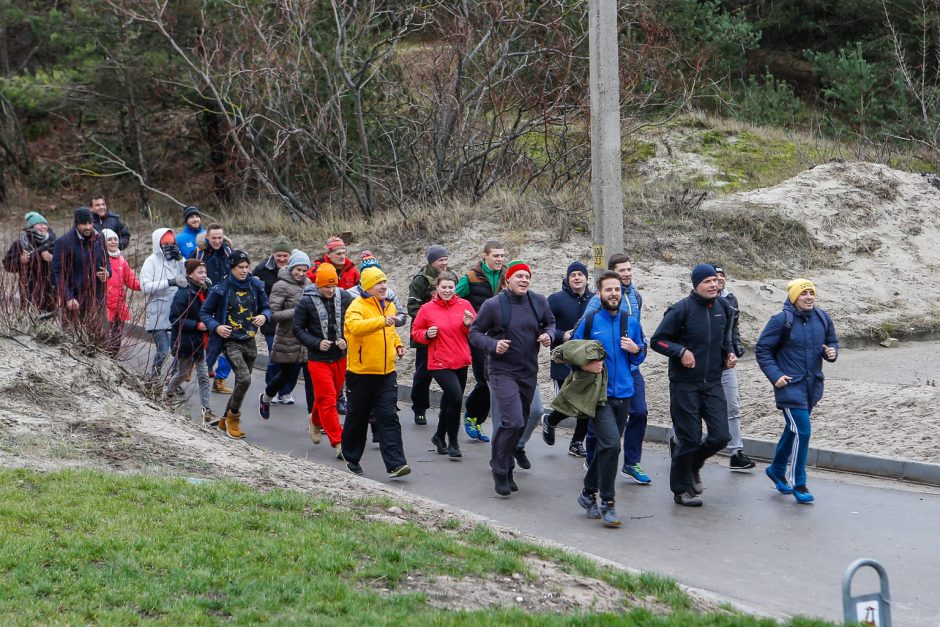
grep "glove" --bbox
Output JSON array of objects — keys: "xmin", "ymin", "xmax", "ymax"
[{"xmin": 173, "ymin": 274, "xmax": 188, "ymax": 288}]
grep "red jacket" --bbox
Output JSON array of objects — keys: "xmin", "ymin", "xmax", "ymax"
[
  {"xmin": 307, "ymin": 255, "xmax": 360, "ymax": 290},
  {"xmin": 411, "ymin": 294, "xmax": 473, "ymax": 371},
  {"xmin": 105, "ymin": 254, "xmax": 141, "ymax": 322}
]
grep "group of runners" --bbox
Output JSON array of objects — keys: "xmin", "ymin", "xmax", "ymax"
[{"xmin": 3, "ymin": 200, "xmax": 840, "ymax": 527}]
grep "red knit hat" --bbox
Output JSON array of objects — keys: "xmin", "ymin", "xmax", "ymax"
[
  {"xmin": 505, "ymin": 260, "xmax": 531, "ymax": 279},
  {"xmin": 325, "ymin": 236, "xmax": 346, "ymax": 252}
]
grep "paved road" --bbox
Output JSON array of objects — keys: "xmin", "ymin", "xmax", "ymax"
[{"xmin": 163, "ymin": 353, "xmax": 940, "ymax": 626}]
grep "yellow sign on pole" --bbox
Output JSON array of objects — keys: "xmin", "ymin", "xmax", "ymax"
[{"xmin": 593, "ymin": 244, "xmax": 606, "ymax": 270}]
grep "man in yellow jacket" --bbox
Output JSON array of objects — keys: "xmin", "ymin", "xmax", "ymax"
[{"xmin": 342, "ymin": 266, "xmax": 411, "ymax": 479}]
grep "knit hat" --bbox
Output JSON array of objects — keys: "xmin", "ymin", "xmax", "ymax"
[
  {"xmin": 315, "ymin": 262, "xmax": 338, "ymax": 288},
  {"xmin": 74, "ymin": 207, "xmax": 93, "ymax": 224},
  {"xmin": 185, "ymin": 259, "xmax": 205, "ymax": 275},
  {"xmin": 272, "ymin": 236, "xmax": 292, "ymax": 254},
  {"xmin": 360, "ymin": 266, "xmax": 387, "ymax": 292},
  {"xmin": 25, "ymin": 211, "xmax": 47, "ymax": 228},
  {"xmin": 566, "ymin": 260, "xmax": 588, "ymax": 278},
  {"xmin": 288, "ymin": 249, "xmax": 311, "ymax": 271},
  {"xmin": 787, "ymin": 278, "xmax": 816, "ymax": 304},
  {"xmin": 102, "ymin": 228, "xmax": 118, "ymax": 241},
  {"xmin": 505, "ymin": 260, "xmax": 531, "ymax": 280},
  {"xmin": 359, "ymin": 250, "xmax": 381, "ymax": 272},
  {"xmin": 426, "ymin": 245, "xmax": 449, "ymax": 264},
  {"xmin": 713, "ymin": 264, "xmax": 726, "ymax": 276},
  {"xmin": 325, "ymin": 236, "xmax": 346, "ymax": 252},
  {"xmin": 691, "ymin": 263, "xmax": 717, "ymax": 288},
  {"xmin": 183, "ymin": 205, "xmax": 200, "ymax": 220},
  {"xmin": 159, "ymin": 230, "xmax": 176, "ymax": 246},
  {"xmin": 230, "ymin": 249, "xmax": 250, "ymax": 268}
]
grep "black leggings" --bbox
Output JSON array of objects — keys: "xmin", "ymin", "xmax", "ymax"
[{"xmin": 432, "ymin": 367, "xmax": 468, "ymax": 447}]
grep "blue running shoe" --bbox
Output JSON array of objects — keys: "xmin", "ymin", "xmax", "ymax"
[
  {"xmin": 577, "ymin": 491, "xmax": 601, "ymax": 519},
  {"xmin": 475, "ymin": 428, "xmax": 490, "ymax": 443},
  {"xmin": 793, "ymin": 486, "xmax": 815, "ymax": 504},
  {"xmin": 765, "ymin": 466, "xmax": 793, "ymax": 494},
  {"xmin": 463, "ymin": 415, "xmax": 480, "ymax": 439},
  {"xmin": 620, "ymin": 463, "xmax": 652, "ymax": 485}
]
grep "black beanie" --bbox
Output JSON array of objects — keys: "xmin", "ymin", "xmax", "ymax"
[
  {"xmin": 183, "ymin": 205, "xmax": 200, "ymax": 220},
  {"xmin": 74, "ymin": 207, "xmax": 93, "ymax": 224},
  {"xmin": 691, "ymin": 263, "xmax": 717, "ymax": 288},
  {"xmin": 230, "ymin": 249, "xmax": 250, "ymax": 268}
]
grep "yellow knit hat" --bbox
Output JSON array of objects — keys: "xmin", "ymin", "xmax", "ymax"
[
  {"xmin": 787, "ymin": 278, "xmax": 816, "ymax": 304},
  {"xmin": 360, "ymin": 266, "xmax": 388, "ymax": 292}
]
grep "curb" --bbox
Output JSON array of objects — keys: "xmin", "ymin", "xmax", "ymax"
[{"xmin": 131, "ymin": 326, "xmax": 940, "ymax": 487}]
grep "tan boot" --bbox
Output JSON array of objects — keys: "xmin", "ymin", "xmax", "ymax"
[
  {"xmin": 213, "ymin": 378, "xmax": 233, "ymax": 394},
  {"xmin": 218, "ymin": 413, "xmax": 227, "ymax": 433},
  {"xmin": 309, "ymin": 421, "xmax": 322, "ymax": 444},
  {"xmin": 225, "ymin": 411, "xmax": 245, "ymax": 439}
]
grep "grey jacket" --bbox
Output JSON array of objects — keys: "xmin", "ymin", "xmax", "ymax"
[{"xmin": 269, "ymin": 266, "xmax": 312, "ymax": 363}]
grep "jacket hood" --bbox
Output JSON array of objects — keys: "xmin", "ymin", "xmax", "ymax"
[
  {"xmin": 277, "ymin": 265, "xmax": 311, "ymax": 286},
  {"xmin": 150, "ymin": 228, "xmax": 175, "ymax": 255},
  {"xmin": 782, "ymin": 299, "xmax": 814, "ymax": 319}
]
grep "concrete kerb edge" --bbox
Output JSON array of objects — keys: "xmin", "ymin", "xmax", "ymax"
[{"xmin": 131, "ymin": 326, "xmax": 940, "ymax": 488}]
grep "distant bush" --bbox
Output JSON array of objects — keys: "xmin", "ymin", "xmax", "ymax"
[{"xmin": 731, "ymin": 72, "xmax": 809, "ymax": 127}]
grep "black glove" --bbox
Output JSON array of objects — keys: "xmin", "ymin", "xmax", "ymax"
[
  {"xmin": 162, "ymin": 243, "xmax": 182, "ymax": 261},
  {"xmin": 734, "ymin": 343, "xmax": 746, "ymax": 358}
]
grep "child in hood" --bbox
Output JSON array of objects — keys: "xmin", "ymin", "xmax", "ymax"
[{"xmin": 102, "ymin": 228, "xmax": 141, "ymax": 356}]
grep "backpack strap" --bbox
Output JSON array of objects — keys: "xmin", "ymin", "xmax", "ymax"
[
  {"xmin": 493, "ymin": 291, "xmax": 511, "ymax": 336},
  {"xmin": 584, "ymin": 309, "xmax": 596, "ymax": 338},
  {"xmin": 527, "ymin": 291, "xmax": 546, "ymax": 332}
]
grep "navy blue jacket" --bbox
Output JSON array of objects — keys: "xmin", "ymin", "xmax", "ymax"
[
  {"xmin": 191, "ymin": 243, "xmax": 232, "ymax": 286},
  {"xmin": 199, "ymin": 275, "xmax": 272, "ymax": 338},
  {"xmin": 755, "ymin": 301, "xmax": 839, "ymax": 410},
  {"xmin": 547, "ymin": 279, "xmax": 594, "ymax": 382},
  {"xmin": 572, "ymin": 307, "xmax": 645, "ymax": 399},
  {"xmin": 92, "ymin": 212, "xmax": 131, "ymax": 250},
  {"xmin": 51, "ymin": 227, "xmax": 111, "ymax": 305},
  {"xmin": 170, "ymin": 281, "xmax": 209, "ymax": 360},
  {"xmin": 650, "ymin": 291, "xmax": 733, "ymax": 385}
]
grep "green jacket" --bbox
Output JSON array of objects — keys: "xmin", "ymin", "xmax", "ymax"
[
  {"xmin": 407, "ymin": 264, "xmax": 439, "ymax": 347},
  {"xmin": 550, "ymin": 340, "xmax": 608, "ymax": 419},
  {"xmin": 455, "ymin": 260, "xmax": 502, "ymax": 298}
]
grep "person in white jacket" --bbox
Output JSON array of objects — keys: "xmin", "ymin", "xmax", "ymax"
[{"xmin": 140, "ymin": 228, "xmax": 187, "ymax": 376}]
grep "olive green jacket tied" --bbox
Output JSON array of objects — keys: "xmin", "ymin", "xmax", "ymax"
[{"xmin": 550, "ymin": 340, "xmax": 608, "ymax": 419}]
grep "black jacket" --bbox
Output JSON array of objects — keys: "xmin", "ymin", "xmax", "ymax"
[
  {"xmin": 650, "ymin": 291, "xmax": 733, "ymax": 385},
  {"xmin": 721, "ymin": 291, "xmax": 745, "ymax": 357},
  {"xmin": 253, "ymin": 255, "xmax": 282, "ymax": 336},
  {"xmin": 170, "ymin": 280, "xmax": 209, "ymax": 360},
  {"xmin": 292, "ymin": 287, "xmax": 354, "ymax": 363},
  {"xmin": 51, "ymin": 227, "xmax": 111, "ymax": 305},
  {"xmin": 92, "ymin": 212, "xmax": 131, "ymax": 250},
  {"xmin": 546, "ymin": 279, "xmax": 594, "ymax": 382}
]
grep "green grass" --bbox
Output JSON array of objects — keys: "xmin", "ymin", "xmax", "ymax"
[{"xmin": 0, "ymin": 468, "xmax": 832, "ymax": 625}]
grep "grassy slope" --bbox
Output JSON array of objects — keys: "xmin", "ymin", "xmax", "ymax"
[{"xmin": 0, "ymin": 468, "xmax": 833, "ymax": 626}]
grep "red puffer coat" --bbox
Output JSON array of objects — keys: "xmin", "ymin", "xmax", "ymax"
[
  {"xmin": 105, "ymin": 254, "xmax": 141, "ymax": 322},
  {"xmin": 411, "ymin": 294, "xmax": 474, "ymax": 371}
]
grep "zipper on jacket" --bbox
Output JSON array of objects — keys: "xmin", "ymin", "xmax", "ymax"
[{"xmin": 704, "ymin": 301, "xmax": 711, "ymax": 384}]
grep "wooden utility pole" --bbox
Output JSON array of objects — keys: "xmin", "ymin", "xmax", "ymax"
[{"xmin": 588, "ymin": 0, "xmax": 624, "ymax": 274}]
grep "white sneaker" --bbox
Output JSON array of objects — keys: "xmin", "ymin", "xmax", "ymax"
[{"xmin": 277, "ymin": 394, "xmax": 295, "ymax": 405}]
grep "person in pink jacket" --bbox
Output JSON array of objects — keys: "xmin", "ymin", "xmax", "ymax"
[
  {"xmin": 102, "ymin": 228, "xmax": 141, "ymax": 356},
  {"xmin": 411, "ymin": 270, "xmax": 475, "ymax": 459}
]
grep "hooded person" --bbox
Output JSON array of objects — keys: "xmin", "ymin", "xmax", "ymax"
[
  {"xmin": 340, "ymin": 266, "xmax": 411, "ymax": 479},
  {"xmin": 307, "ymin": 236, "xmax": 360, "ymax": 290},
  {"xmin": 166, "ymin": 258, "xmax": 216, "ymax": 425},
  {"xmin": 140, "ymin": 228, "xmax": 188, "ymax": 377},
  {"xmin": 102, "ymin": 228, "xmax": 141, "ymax": 356},
  {"xmin": 3, "ymin": 211, "xmax": 58, "ymax": 312},
  {"xmin": 51, "ymin": 207, "xmax": 111, "ymax": 328},
  {"xmin": 258, "ymin": 250, "xmax": 314, "ymax": 419}
]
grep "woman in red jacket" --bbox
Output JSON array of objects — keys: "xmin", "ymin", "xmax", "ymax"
[
  {"xmin": 411, "ymin": 271, "xmax": 474, "ymax": 459},
  {"xmin": 103, "ymin": 229, "xmax": 141, "ymax": 356}
]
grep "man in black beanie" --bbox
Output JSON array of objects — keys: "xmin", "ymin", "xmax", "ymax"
[
  {"xmin": 52, "ymin": 207, "xmax": 111, "ymax": 329},
  {"xmin": 650, "ymin": 263, "xmax": 735, "ymax": 507},
  {"xmin": 407, "ymin": 244, "xmax": 450, "ymax": 426}
]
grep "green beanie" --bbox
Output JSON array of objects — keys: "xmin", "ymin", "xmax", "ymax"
[
  {"xmin": 272, "ymin": 236, "xmax": 292, "ymax": 254},
  {"xmin": 25, "ymin": 212, "xmax": 48, "ymax": 228}
]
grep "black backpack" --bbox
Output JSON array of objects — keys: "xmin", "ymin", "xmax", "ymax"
[{"xmin": 582, "ymin": 307, "xmax": 630, "ymax": 339}]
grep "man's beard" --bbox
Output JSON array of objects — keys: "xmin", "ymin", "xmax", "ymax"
[{"xmin": 602, "ymin": 297, "xmax": 620, "ymax": 312}]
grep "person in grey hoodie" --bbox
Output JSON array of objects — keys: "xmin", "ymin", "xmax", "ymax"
[{"xmin": 140, "ymin": 228, "xmax": 187, "ymax": 377}]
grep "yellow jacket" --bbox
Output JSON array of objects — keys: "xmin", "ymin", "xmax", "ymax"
[{"xmin": 344, "ymin": 295, "xmax": 403, "ymax": 375}]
